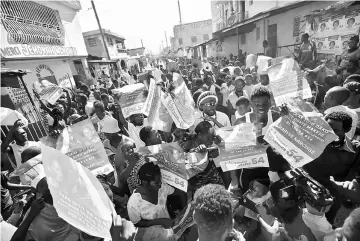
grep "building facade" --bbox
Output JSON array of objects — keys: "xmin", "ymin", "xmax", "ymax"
[
  {"xmin": 211, "ymin": 0, "xmax": 334, "ymax": 58},
  {"xmin": 171, "ymin": 19, "xmax": 213, "ymax": 55},
  {"xmin": 83, "ymin": 29, "xmax": 127, "ymax": 60}
]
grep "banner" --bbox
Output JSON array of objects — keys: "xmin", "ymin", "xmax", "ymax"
[
  {"xmin": 33, "ymin": 78, "xmax": 63, "ymax": 105},
  {"xmin": 40, "ymin": 143, "xmax": 116, "ymax": 239},
  {"xmin": 256, "ymin": 56, "xmax": 272, "ymax": 75},
  {"xmin": 138, "ymin": 142, "xmax": 208, "ymax": 192},
  {"xmin": 213, "ymin": 124, "xmax": 269, "ymax": 171},
  {"xmin": 114, "ymin": 83, "xmax": 147, "ymax": 118},
  {"xmin": 264, "ymin": 107, "xmax": 337, "ymax": 168},
  {"xmin": 161, "ymin": 74, "xmax": 195, "ymax": 129},
  {"xmin": 142, "ymin": 78, "xmax": 157, "ymax": 118},
  {"xmin": 172, "ymin": 202, "xmax": 195, "ymax": 240},
  {"xmin": 267, "ymin": 58, "xmax": 312, "ymax": 106},
  {"xmin": 41, "ymin": 119, "xmax": 113, "ymax": 176}
]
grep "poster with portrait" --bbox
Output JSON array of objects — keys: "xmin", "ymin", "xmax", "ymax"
[
  {"xmin": 33, "ymin": 78, "xmax": 63, "ymax": 105},
  {"xmin": 40, "ymin": 143, "xmax": 117, "ymax": 239}
]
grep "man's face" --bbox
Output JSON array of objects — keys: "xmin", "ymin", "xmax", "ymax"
[
  {"xmin": 14, "ymin": 128, "xmax": 27, "ymax": 142},
  {"xmin": 235, "ymin": 80, "xmax": 245, "ymax": 91},
  {"xmin": 349, "ymin": 39, "xmax": 358, "ymax": 50},
  {"xmin": 148, "ymin": 130, "xmax": 162, "ymax": 145},
  {"xmin": 237, "ymin": 104, "xmax": 250, "ymax": 116},
  {"xmin": 94, "ymin": 107, "xmax": 105, "ymax": 120},
  {"xmin": 260, "ymin": 75, "xmax": 269, "ymax": 86},
  {"xmin": 323, "ymin": 92, "xmax": 336, "ymax": 109},
  {"xmin": 245, "ymin": 76, "xmax": 253, "ymax": 85},
  {"xmin": 327, "ymin": 119, "xmax": 346, "ymax": 144},
  {"xmin": 252, "ymin": 96, "xmax": 271, "ymax": 118},
  {"xmin": 133, "ymin": 114, "xmax": 144, "ymax": 126},
  {"xmin": 197, "ymin": 128, "xmax": 215, "ymax": 147},
  {"xmin": 201, "ymin": 98, "xmax": 216, "ymax": 116},
  {"xmin": 121, "ymin": 142, "xmax": 136, "ymax": 157}
]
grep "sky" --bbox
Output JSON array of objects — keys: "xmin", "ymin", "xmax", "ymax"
[{"xmin": 78, "ymin": 0, "xmax": 212, "ymax": 54}]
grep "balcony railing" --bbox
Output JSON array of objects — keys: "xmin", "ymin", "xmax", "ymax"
[{"xmin": 216, "ymin": 11, "xmax": 249, "ymax": 32}]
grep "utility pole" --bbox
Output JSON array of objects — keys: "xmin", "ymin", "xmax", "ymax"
[
  {"xmin": 177, "ymin": 0, "xmax": 182, "ymax": 25},
  {"xmin": 141, "ymin": 39, "xmax": 144, "ymax": 48},
  {"xmin": 164, "ymin": 31, "xmax": 168, "ymax": 48},
  {"xmin": 91, "ymin": 0, "xmax": 110, "ymax": 60}
]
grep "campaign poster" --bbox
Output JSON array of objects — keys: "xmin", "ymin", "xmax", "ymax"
[
  {"xmin": 33, "ymin": 78, "xmax": 63, "ymax": 105},
  {"xmin": 40, "ymin": 143, "xmax": 116, "ymax": 239},
  {"xmin": 114, "ymin": 83, "xmax": 147, "ymax": 118},
  {"xmin": 172, "ymin": 202, "xmax": 195, "ymax": 240},
  {"xmin": 212, "ymin": 124, "xmax": 269, "ymax": 171},
  {"xmin": 267, "ymin": 58, "xmax": 312, "ymax": 106},
  {"xmin": 264, "ymin": 108, "xmax": 337, "ymax": 168}
]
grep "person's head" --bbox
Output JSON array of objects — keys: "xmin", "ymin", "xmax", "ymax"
[
  {"xmin": 301, "ymin": 33, "xmax": 309, "ymax": 43},
  {"xmin": 166, "ymin": 73, "xmax": 173, "ymax": 82},
  {"xmin": 346, "ymin": 59, "xmax": 359, "ymax": 72},
  {"xmin": 51, "ymin": 106, "xmax": 64, "ymax": 121},
  {"xmin": 320, "ymin": 23, "xmax": 326, "ymax": 30},
  {"xmin": 244, "ymin": 74, "xmax": 253, "ymax": 85},
  {"xmin": 344, "ymin": 81, "xmax": 360, "ymax": 107},
  {"xmin": 244, "ymin": 67, "xmax": 251, "ymax": 75},
  {"xmin": 329, "ymin": 41, "xmax": 335, "ymax": 49},
  {"xmin": 102, "ymin": 117, "xmax": 121, "ymax": 140},
  {"xmin": 93, "ymin": 100, "xmax": 106, "ymax": 120},
  {"xmin": 36, "ymin": 177, "xmax": 53, "ymax": 204},
  {"xmin": 348, "ymin": 35, "xmax": 359, "ymax": 50},
  {"xmin": 268, "ymin": 180, "xmax": 299, "ymax": 224},
  {"xmin": 13, "ymin": 127, "xmax": 28, "ymax": 143},
  {"xmin": 194, "ymin": 184, "xmax": 233, "ymax": 240},
  {"xmin": 250, "ymin": 86, "xmax": 272, "ymax": 119},
  {"xmin": 195, "ymin": 78, "xmax": 204, "ymax": 88},
  {"xmin": 197, "ymin": 91, "xmax": 218, "ymax": 117},
  {"xmin": 333, "ymin": 20, "xmax": 339, "ymax": 28},
  {"xmin": 236, "ymin": 96, "xmax": 251, "ymax": 116},
  {"xmin": 80, "ymin": 84, "xmax": 90, "ymax": 96},
  {"xmin": 138, "ymin": 162, "xmax": 162, "ymax": 191},
  {"xmin": 225, "ymin": 74, "xmax": 232, "ymax": 84},
  {"xmin": 120, "ymin": 141, "xmax": 136, "ymax": 159},
  {"xmin": 233, "ymin": 67, "xmax": 242, "ymax": 76},
  {"xmin": 259, "ymin": 74, "xmax": 269, "ymax": 86},
  {"xmin": 129, "ymin": 113, "xmax": 145, "ymax": 126},
  {"xmin": 325, "ymin": 111, "xmax": 352, "ymax": 145},
  {"xmin": 21, "ymin": 146, "xmax": 41, "ymax": 164},
  {"xmin": 335, "ymin": 207, "xmax": 360, "ymax": 241},
  {"xmin": 100, "ymin": 93, "xmax": 110, "ymax": 106},
  {"xmin": 77, "ymin": 94, "xmax": 88, "ymax": 106},
  {"xmin": 112, "ymin": 79, "xmax": 119, "ymax": 88},
  {"xmin": 344, "ymin": 74, "xmax": 360, "ymax": 86},
  {"xmin": 318, "ymin": 42, "xmax": 323, "ymax": 49},
  {"xmin": 324, "ymin": 86, "xmax": 351, "ymax": 109},
  {"xmin": 234, "ymin": 76, "xmax": 245, "ymax": 92},
  {"xmin": 195, "ymin": 121, "xmax": 216, "ymax": 147},
  {"xmin": 139, "ymin": 126, "xmax": 162, "ymax": 146}
]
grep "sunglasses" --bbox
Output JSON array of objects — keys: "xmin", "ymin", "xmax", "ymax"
[{"xmin": 202, "ymin": 101, "xmax": 216, "ymax": 107}]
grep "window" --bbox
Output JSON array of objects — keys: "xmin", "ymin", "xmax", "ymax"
[
  {"xmin": 249, "ymin": 0, "xmax": 253, "ymax": 6},
  {"xmin": 203, "ymin": 34, "xmax": 209, "ymax": 41},
  {"xmin": 293, "ymin": 16, "xmax": 301, "ymax": 37},
  {"xmin": 179, "ymin": 38, "xmax": 183, "ymax": 45},
  {"xmin": 191, "ymin": 36, "xmax": 197, "ymax": 43},
  {"xmin": 87, "ymin": 37, "xmax": 97, "ymax": 47},
  {"xmin": 241, "ymin": 34, "xmax": 246, "ymax": 44},
  {"xmin": 0, "ymin": 0, "xmax": 64, "ymax": 45},
  {"xmin": 106, "ymin": 37, "xmax": 113, "ymax": 46},
  {"xmin": 256, "ymin": 27, "xmax": 260, "ymax": 40}
]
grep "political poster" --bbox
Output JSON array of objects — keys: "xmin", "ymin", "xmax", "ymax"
[
  {"xmin": 33, "ymin": 78, "xmax": 63, "ymax": 105},
  {"xmin": 267, "ymin": 58, "xmax": 312, "ymax": 106},
  {"xmin": 213, "ymin": 124, "xmax": 269, "ymax": 171},
  {"xmin": 172, "ymin": 201, "xmax": 195, "ymax": 240},
  {"xmin": 161, "ymin": 74, "xmax": 195, "ymax": 129},
  {"xmin": 138, "ymin": 142, "xmax": 208, "ymax": 192},
  {"xmin": 40, "ymin": 143, "xmax": 116, "ymax": 239},
  {"xmin": 41, "ymin": 119, "xmax": 113, "ymax": 176},
  {"xmin": 113, "ymin": 83, "xmax": 147, "ymax": 118},
  {"xmin": 264, "ymin": 107, "xmax": 337, "ymax": 168}
]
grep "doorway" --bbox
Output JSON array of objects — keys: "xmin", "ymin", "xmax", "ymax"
[{"xmin": 267, "ymin": 24, "xmax": 277, "ymax": 58}]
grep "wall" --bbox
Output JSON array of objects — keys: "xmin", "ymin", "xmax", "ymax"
[
  {"xmin": 83, "ymin": 33, "xmax": 127, "ymax": 59},
  {"xmin": 172, "ymin": 19, "xmax": 213, "ymax": 50}
]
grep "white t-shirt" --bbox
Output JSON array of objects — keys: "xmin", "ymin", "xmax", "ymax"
[
  {"xmin": 10, "ymin": 141, "xmax": 39, "ymax": 167},
  {"xmin": 127, "ymin": 119, "xmax": 148, "ymax": 149},
  {"xmin": 228, "ymin": 91, "xmax": 249, "ymax": 109},
  {"xmin": 220, "ymin": 83, "xmax": 235, "ymax": 107},
  {"xmin": 243, "ymin": 84, "xmax": 254, "ymax": 97},
  {"xmin": 192, "ymin": 111, "xmax": 231, "ymax": 131},
  {"xmin": 325, "ymin": 105, "xmax": 359, "ymax": 139}
]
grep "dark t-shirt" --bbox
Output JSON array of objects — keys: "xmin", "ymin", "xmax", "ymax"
[{"xmin": 1, "ymin": 172, "xmax": 13, "ymax": 213}]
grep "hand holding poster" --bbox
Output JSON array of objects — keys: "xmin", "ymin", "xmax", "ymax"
[
  {"xmin": 33, "ymin": 78, "xmax": 63, "ymax": 105},
  {"xmin": 40, "ymin": 143, "xmax": 117, "ymax": 239},
  {"xmin": 264, "ymin": 105, "xmax": 337, "ymax": 168},
  {"xmin": 41, "ymin": 119, "xmax": 113, "ymax": 175},
  {"xmin": 113, "ymin": 83, "xmax": 147, "ymax": 118},
  {"xmin": 213, "ymin": 124, "xmax": 269, "ymax": 171},
  {"xmin": 267, "ymin": 58, "xmax": 312, "ymax": 106}
]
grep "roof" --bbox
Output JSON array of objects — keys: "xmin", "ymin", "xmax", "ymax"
[
  {"xmin": 1, "ymin": 68, "xmax": 31, "ymax": 75},
  {"xmin": 304, "ymin": 0, "xmax": 357, "ymax": 17},
  {"xmin": 82, "ymin": 29, "xmax": 125, "ymax": 40},
  {"xmin": 173, "ymin": 19, "xmax": 212, "ymax": 28}
]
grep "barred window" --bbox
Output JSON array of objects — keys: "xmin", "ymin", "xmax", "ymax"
[
  {"xmin": 191, "ymin": 36, "xmax": 197, "ymax": 43},
  {"xmin": 87, "ymin": 38, "xmax": 97, "ymax": 47},
  {"xmin": 203, "ymin": 34, "xmax": 209, "ymax": 41},
  {"xmin": 0, "ymin": 0, "xmax": 65, "ymax": 46}
]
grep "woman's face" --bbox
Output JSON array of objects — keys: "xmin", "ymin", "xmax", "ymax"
[
  {"xmin": 197, "ymin": 128, "xmax": 215, "ymax": 147},
  {"xmin": 235, "ymin": 80, "xmax": 245, "ymax": 91},
  {"xmin": 149, "ymin": 174, "xmax": 162, "ymax": 191},
  {"xmin": 133, "ymin": 114, "xmax": 144, "ymax": 126}
]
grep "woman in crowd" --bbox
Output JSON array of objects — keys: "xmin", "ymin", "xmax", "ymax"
[{"xmin": 127, "ymin": 162, "xmax": 175, "ymax": 241}]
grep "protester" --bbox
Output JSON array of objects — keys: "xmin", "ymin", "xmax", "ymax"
[
  {"xmin": 127, "ymin": 162, "xmax": 174, "ymax": 241},
  {"xmin": 235, "ymin": 96, "xmax": 252, "ymax": 120},
  {"xmin": 243, "ymin": 73, "xmax": 254, "ymax": 97},
  {"xmin": 338, "ymin": 35, "xmax": 360, "ymax": 76},
  {"xmin": 193, "ymin": 184, "xmax": 245, "ymax": 241},
  {"xmin": 298, "ymin": 33, "xmax": 317, "ymax": 69},
  {"xmin": 227, "ymin": 77, "xmax": 248, "ymax": 124}
]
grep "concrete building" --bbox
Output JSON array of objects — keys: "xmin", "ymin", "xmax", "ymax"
[
  {"xmin": 128, "ymin": 47, "xmax": 145, "ymax": 57},
  {"xmin": 83, "ymin": 29, "xmax": 127, "ymax": 60},
  {"xmin": 171, "ymin": 19, "xmax": 213, "ymax": 57},
  {"xmin": 211, "ymin": 0, "xmax": 334, "ymax": 58}
]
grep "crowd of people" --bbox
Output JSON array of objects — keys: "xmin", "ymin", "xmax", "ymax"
[{"xmin": 1, "ymin": 33, "xmax": 360, "ymax": 241}]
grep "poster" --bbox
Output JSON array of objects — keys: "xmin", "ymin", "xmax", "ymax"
[
  {"xmin": 114, "ymin": 83, "xmax": 147, "ymax": 118},
  {"xmin": 41, "ymin": 119, "xmax": 113, "ymax": 175},
  {"xmin": 172, "ymin": 202, "xmax": 195, "ymax": 240},
  {"xmin": 33, "ymin": 78, "xmax": 63, "ymax": 105},
  {"xmin": 40, "ymin": 143, "xmax": 116, "ymax": 239},
  {"xmin": 264, "ymin": 108, "xmax": 337, "ymax": 168},
  {"xmin": 213, "ymin": 124, "xmax": 269, "ymax": 171},
  {"xmin": 267, "ymin": 58, "xmax": 312, "ymax": 106}
]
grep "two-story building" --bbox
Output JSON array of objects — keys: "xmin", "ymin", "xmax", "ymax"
[
  {"xmin": 211, "ymin": 0, "xmax": 335, "ymax": 59},
  {"xmin": 171, "ymin": 19, "xmax": 213, "ymax": 58}
]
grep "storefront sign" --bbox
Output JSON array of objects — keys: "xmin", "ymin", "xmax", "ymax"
[{"xmin": 1, "ymin": 44, "xmax": 78, "ymax": 58}]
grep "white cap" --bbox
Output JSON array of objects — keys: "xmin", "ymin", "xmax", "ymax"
[{"xmin": 101, "ymin": 117, "xmax": 121, "ymax": 134}]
